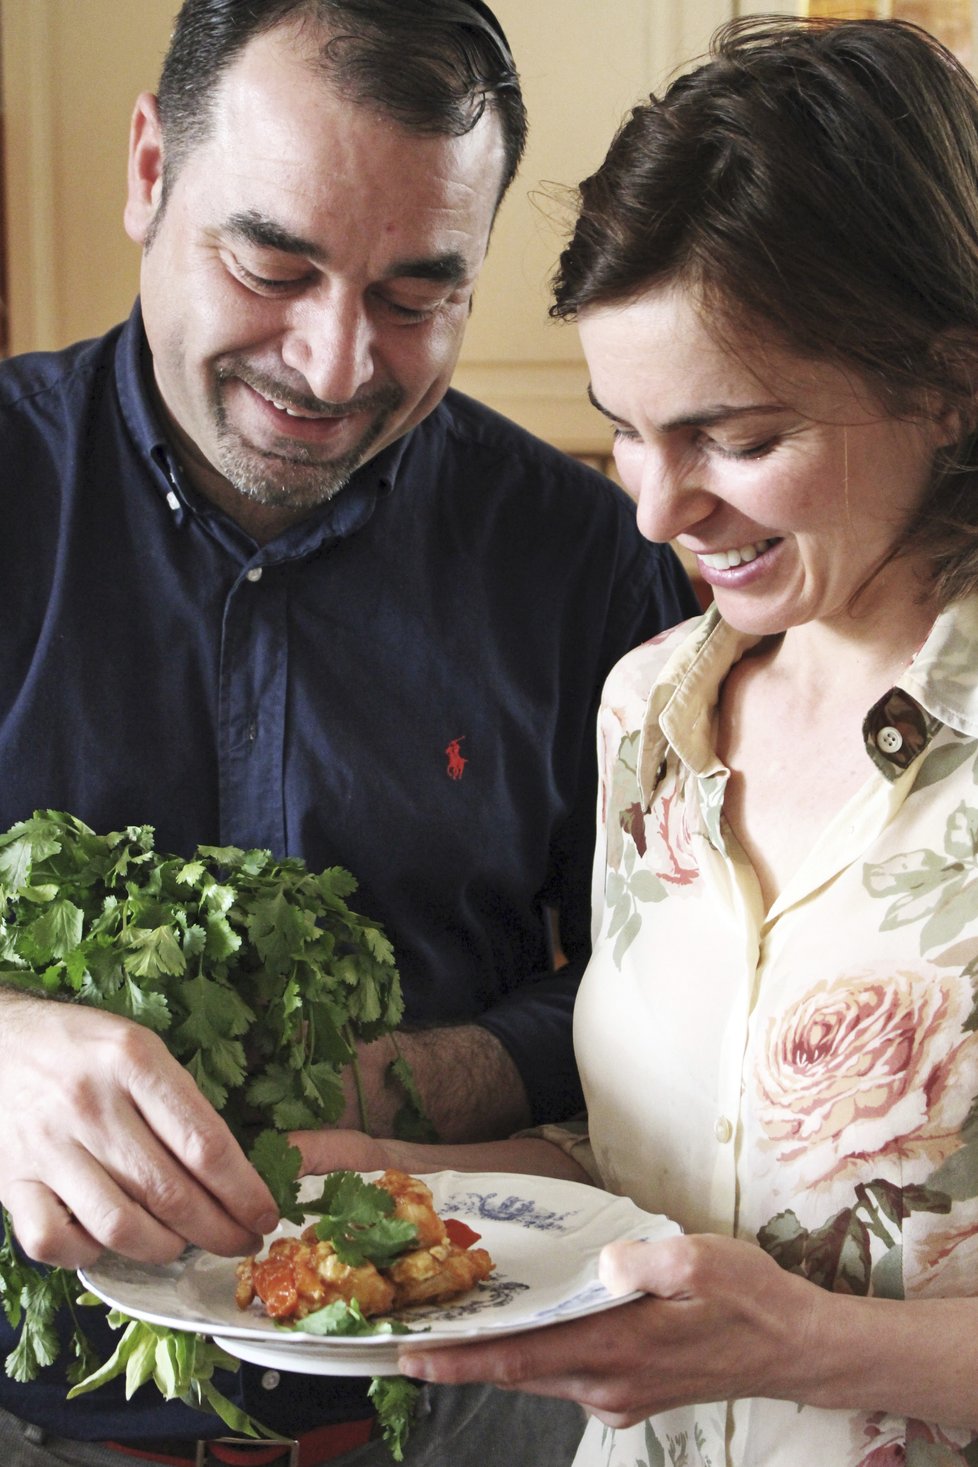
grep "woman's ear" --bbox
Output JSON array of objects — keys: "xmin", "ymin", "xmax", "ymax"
[
  {"xmin": 124, "ymin": 93, "xmax": 165, "ymax": 247},
  {"xmin": 926, "ymin": 326, "xmax": 978, "ymax": 448}
]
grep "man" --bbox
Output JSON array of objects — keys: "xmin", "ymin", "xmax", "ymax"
[{"xmin": 0, "ymin": 1, "xmax": 696, "ymax": 1463}]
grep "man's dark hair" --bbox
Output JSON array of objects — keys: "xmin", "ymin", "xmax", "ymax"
[
  {"xmin": 157, "ymin": 0, "xmax": 526, "ymax": 206},
  {"xmin": 551, "ymin": 16, "xmax": 978, "ymax": 606}
]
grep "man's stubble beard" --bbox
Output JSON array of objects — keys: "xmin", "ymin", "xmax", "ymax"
[
  {"xmin": 212, "ymin": 369, "xmax": 404, "ymax": 509},
  {"xmin": 216, "ymin": 430, "xmax": 378, "ymax": 507}
]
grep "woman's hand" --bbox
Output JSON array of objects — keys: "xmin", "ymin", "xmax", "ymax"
[{"xmin": 398, "ymin": 1232, "xmax": 821, "ymax": 1426}]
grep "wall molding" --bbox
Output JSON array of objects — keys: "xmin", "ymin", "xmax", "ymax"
[
  {"xmin": 451, "ymin": 359, "xmax": 612, "ymax": 455},
  {"xmin": 2, "ymin": 0, "xmax": 59, "ymax": 355}
]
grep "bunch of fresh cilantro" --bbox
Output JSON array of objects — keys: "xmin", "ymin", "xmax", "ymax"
[{"xmin": 0, "ymin": 810, "xmax": 428, "ymax": 1459}]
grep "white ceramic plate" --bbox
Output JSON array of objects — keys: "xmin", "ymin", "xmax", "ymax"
[{"xmin": 81, "ymin": 1170, "xmax": 679, "ymax": 1376}]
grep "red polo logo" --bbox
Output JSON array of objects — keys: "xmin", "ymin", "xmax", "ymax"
[{"xmin": 445, "ymin": 737, "xmax": 467, "ymax": 780}]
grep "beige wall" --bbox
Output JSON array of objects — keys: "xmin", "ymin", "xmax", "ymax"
[{"xmin": 1, "ymin": 0, "xmax": 730, "ymax": 451}]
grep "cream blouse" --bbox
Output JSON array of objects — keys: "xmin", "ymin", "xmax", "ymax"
[{"xmin": 567, "ymin": 598, "xmax": 978, "ymax": 1467}]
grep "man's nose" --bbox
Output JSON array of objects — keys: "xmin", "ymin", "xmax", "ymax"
[{"xmin": 280, "ymin": 290, "xmax": 375, "ymax": 404}]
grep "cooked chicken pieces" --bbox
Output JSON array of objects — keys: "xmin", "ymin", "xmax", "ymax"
[{"xmin": 235, "ymin": 1169, "xmax": 494, "ymax": 1323}]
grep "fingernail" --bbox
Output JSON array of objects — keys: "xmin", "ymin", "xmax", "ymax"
[
  {"xmin": 256, "ymin": 1211, "xmax": 279, "ymax": 1235},
  {"xmin": 398, "ymin": 1354, "xmax": 432, "ymax": 1380}
]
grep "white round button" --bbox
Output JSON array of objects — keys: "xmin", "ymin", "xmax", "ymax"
[
  {"xmin": 714, "ymin": 1116, "xmax": 733, "ymax": 1144},
  {"xmin": 876, "ymin": 725, "xmax": 903, "ymax": 755},
  {"xmin": 246, "ymin": 567, "xmax": 263, "ymax": 583},
  {"xmin": 261, "ymin": 1370, "xmax": 281, "ymax": 1390}
]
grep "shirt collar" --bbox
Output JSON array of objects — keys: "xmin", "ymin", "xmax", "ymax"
[
  {"xmin": 866, "ymin": 595, "xmax": 978, "ymax": 777},
  {"xmin": 636, "ymin": 606, "xmax": 753, "ymax": 806},
  {"xmin": 636, "ymin": 595, "xmax": 978, "ymax": 807},
  {"xmin": 112, "ymin": 298, "xmax": 412, "ymax": 560}
]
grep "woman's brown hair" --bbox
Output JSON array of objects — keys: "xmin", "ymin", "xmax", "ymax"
[{"xmin": 552, "ymin": 16, "xmax": 978, "ymax": 604}]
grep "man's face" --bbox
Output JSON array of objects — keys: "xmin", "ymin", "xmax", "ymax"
[{"xmin": 125, "ymin": 23, "xmax": 505, "ymax": 530}]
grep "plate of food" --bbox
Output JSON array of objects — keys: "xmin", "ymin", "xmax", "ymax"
[{"xmin": 80, "ymin": 1169, "xmax": 679, "ymax": 1376}]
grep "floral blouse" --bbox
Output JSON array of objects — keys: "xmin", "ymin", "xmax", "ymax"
[{"xmin": 568, "ymin": 598, "xmax": 978, "ymax": 1467}]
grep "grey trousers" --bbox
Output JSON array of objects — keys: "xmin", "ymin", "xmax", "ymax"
[{"xmin": 0, "ymin": 1387, "xmax": 587, "ymax": 1466}]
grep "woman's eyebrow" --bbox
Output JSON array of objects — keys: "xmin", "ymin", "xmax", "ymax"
[{"xmin": 587, "ymin": 383, "xmax": 786, "ymax": 432}]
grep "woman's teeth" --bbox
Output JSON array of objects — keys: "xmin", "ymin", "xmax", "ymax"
[{"xmin": 699, "ymin": 538, "xmax": 776, "ymax": 571}]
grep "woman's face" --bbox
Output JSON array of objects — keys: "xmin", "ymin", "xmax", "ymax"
[{"xmin": 578, "ymin": 281, "xmax": 949, "ymax": 638}]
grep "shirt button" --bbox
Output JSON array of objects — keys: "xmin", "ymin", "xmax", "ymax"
[
  {"xmin": 714, "ymin": 1116, "xmax": 733, "ymax": 1144},
  {"xmin": 876, "ymin": 725, "xmax": 903, "ymax": 755},
  {"xmin": 246, "ymin": 567, "xmax": 263, "ymax": 583},
  {"xmin": 261, "ymin": 1371, "xmax": 280, "ymax": 1391}
]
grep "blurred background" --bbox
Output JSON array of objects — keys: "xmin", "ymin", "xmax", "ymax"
[{"xmin": 0, "ymin": 0, "xmax": 970, "ymax": 463}]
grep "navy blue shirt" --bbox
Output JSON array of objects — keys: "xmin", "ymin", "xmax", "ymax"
[{"xmin": 0, "ymin": 304, "xmax": 696, "ymax": 1439}]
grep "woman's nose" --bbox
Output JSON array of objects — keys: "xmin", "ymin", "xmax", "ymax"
[{"xmin": 616, "ymin": 438, "xmax": 713, "ymax": 544}]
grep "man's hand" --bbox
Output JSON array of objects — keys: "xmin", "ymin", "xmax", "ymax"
[
  {"xmin": 0, "ymin": 992, "xmax": 279, "ymax": 1269},
  {"xmin": 334, "ymin": 1024, "xmax": 533, "ymax": 1141}
]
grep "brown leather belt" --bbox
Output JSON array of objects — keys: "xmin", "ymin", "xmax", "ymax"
[{"xmin": 103, "ymin": 1418, "xmax": 375, "ymax": 1466}]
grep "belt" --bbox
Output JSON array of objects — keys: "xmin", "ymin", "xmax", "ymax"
[{"xmin": 103, "ymin": 1419, "xmax": 375, "ymax": 1466}]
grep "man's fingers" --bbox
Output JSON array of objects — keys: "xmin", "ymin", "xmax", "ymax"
[
  {"xmin": 125, "ymin": 1045, "xmax": 279, "ymax": 1242},
  {"xmin": 4, "ymin": 1179, "xmax": 106, "ymax": 1270},
  {"xmin": 0, "ymin": 1000, "xmax": 278, "ymax": 1265}
]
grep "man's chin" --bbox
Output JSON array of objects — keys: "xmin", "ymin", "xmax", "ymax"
[{"xmin": 219, "ymin": 446, "xmax": 367, "ymax": 508}]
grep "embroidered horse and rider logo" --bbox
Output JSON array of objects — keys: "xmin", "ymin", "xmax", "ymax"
[{"xmin": 445, "ymin": 737, "xmax": 467, "ymax": 780}]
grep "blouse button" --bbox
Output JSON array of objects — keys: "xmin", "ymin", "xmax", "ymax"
[
  {"xmin": 714, "ymin": 1116, "xmax": 733, "ymax": 1144},
  {"xmin": 876, "ymin": 725, "xmax": 903, "ymax": 755},
  {"xmin": 246, "ymin": 566, "xmax": 263, "ymax": 583},
  {"xmin": 261, "ymin": 1370, "xmax": 281, "ymax": 1390}
]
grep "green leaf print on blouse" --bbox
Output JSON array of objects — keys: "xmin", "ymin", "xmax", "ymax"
[
  {"xmin": 759, "ymin": 1180, "xmax": 950, "ymax": 1298},
  {"xmin": 864, "ymin": 800, "xmax": 978, "ymax": 953},
  {"xmin": 595, "ymin": 1419, "xmax": 712, "ymax": 1467},
  {"xmin": 605, "ymin": 731, "xmax": 700, "ymax": 968},
  {"xmin": 605, "ymin": 838, "xmax": 667, "ymax": 968}
]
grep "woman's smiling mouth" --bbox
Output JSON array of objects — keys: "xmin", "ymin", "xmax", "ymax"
[{"xmin": 697, "ymin": 538, "xmax": 779, "ymax": 571}]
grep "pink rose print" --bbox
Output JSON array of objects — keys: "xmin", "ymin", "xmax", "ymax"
[
  {"xmin": 857, "ymin": 1444, "xmax": 906, "ymax": 1466},
  {"xmin": 904, "ymin": 1201, "xmax": 978, "ymax": 1299},
  {"xmin": 651, "ymin": 781, "xmax": 698, "ymax": 884},
  {"xmin": 755, "ymin": 967, "xmax": 978, "ymax": 1195},
  {"xmin": 857, "ymin": 1414, "xmax": 975, "ymax": 1464}
]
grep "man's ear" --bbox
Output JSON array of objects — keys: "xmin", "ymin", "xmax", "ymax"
[{"xmin": 124, "ymin": 92, "xmax": 165, "ymax": 246}]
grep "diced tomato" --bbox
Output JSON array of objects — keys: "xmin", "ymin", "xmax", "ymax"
[
  {"xmin": 444, "ymin": 1217, "xmax": 481, "ymax": 1249},
  {"xmin": 251, "ymin": 1259, "xmax": 301, "ymax": 1320}
]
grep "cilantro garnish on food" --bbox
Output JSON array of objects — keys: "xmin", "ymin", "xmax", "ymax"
[
  {"xmin": 306, "ymin": 1170, "xmax": 420, "ymax": 1266},
  {"xmin": 288, "ymin": 1298, "xmax": 412, "ymax": 1338},
  {"xmin": 0, "ymin": 810, "xmax": 428, "ymax": 1458}
]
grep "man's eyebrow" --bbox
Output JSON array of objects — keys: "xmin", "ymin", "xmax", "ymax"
[
  {"xmin": 587, "ymin": 383, "xmax": 786, "ymax": 431},
  {"xmin": 385, "ymin": 252, "xmax": 470, "ymax": 287},
  {"xmin": 224, "ymin": 210, "xmax": 325, "ymax": 262},
  {"xmin": 222, "ymin": 210, "xmax": 469, "ymax": 286}
]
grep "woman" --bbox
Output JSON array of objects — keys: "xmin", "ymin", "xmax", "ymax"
[{"xmin": 300, "ymin": 17, "xmax": 978, "ymax": 1464}]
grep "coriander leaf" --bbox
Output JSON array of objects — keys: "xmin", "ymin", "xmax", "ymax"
[
  {"xmin": 203, "ymin": 913, "xmax": 242, "ymax": 962},
  {"xmin": 309, "ymin": 1172, "xmax": 417, "ymax": 1266},
  {"xmin": 248, "ymin": 1131, "xmax": 303, "ymax": 1223},
  {"xmin": 246, "ymin": 892, "xmax": 317, "ymax": 974},
  {"xmin": 287, "ymin": 1298, "xmax": 410, "ymax": 1338},
  {"xmin": 173, "ymin": 973, "xmax": 253, "ymax": 1047},
  {"xmin": 369, "ymin": 1376, "xmax": 422, "ymax": 1462},
  {"xmin": 27, "ymin": 896, "xmax": 84, "ymax": 959},
  {"xmin": 0, "ymin": 810, "xmax": 415, "ymax": 1459},
  {"xmin": 389, "ymin": 1055, "xmax": 439, "ymax": 1144},
  {"xmin": 122, "ymin": 925, "xmax": 186, "ymax": 980},
  {"xmin": 3, "ymin": 1268, "xmax": 61, "ymax": 1380}
]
